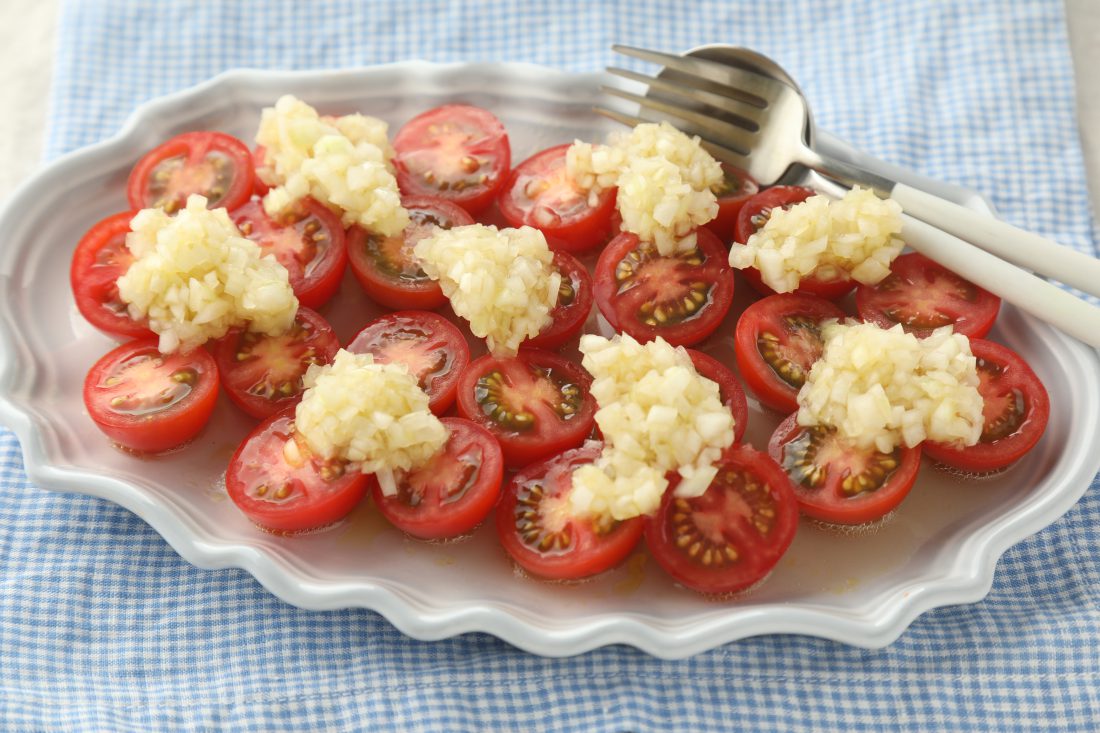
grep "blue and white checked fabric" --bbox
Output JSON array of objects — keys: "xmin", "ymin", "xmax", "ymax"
[{"xmin": 0, "ymin": 0, "xmax": 1096, "ymax": 730}]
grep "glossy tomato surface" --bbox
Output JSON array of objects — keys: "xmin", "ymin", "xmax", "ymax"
[
  {"xmin": 231, "ymin": 197, "xmax": 347, "ymax": 309},
  {"xmin": 768, "ymin": 413, "xmax": 922, "ymax": 525},
  {"xmin": 686, "ymin": 349, "xmax": 749, "ymax": 444},
  {"xmin": 923, "ymin": 338, "xmax": 1050, "ymax": 472},
  {"xmin": 855, "ymin": 252, "xmax": 1001, "ymax": 338},
  {"xmin": 496, "ymin": 442, "xmax": 644, "ymax": 580},
  {"xmin": 226, "ymin": 409, "xmax": 368, "ymax": 533},
  {"xmin": 593, "ymin": 228, "xmax": 734, "ymax": 347},
  {"xmin": 373, "ymin": 417, "xmax": 503, "ymax": 540},
  {"xmin": 644, "ymin": 444, "xmax": 799, "ymax": 595},
  {"xmin": 346, "ymin": 194, "xmax": 475, "ymax": 310},
  {"xmin": 456, "ymin": 349, "xmax": 596, "ymax": 467},
  {"xmin": 346, "ymin": 310, "xmax": 470, "ymax": 415},
  {"xmin": 126, "ymin": 131, "xmax": 254, "ymax": 213},
  {"xmin": 213, "ymin": 307, "xmax": 339, "ymax": 420},
  {"xmin": 393, "ymin": 104, "xmax": 511, "ymax": 215},
  {"xmin": 70, "ymin": 210, "xmax": 153, "ymax": 341},
  {"xmin": 498, "ymin": 143, "xmax": 617, "ymax": 253},
  {"xmin": 83, "ymin": 338, "xmax": 219, "ymax": 453},
  {"xmin": 523, "ymin": 250, "xmax": 593, "ymax": 350},
  {"xmin": 705, "ymin": 164, "xmax": 759, "ymax": 244}
]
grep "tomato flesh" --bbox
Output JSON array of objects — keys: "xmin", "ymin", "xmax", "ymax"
[
  {"xmin": 70, "ymin": 210, "xmax": 154, "ymax": 340},
  {"xmin": 593, "ymin": 228, "xmax": 735, "ymax": 347},
  {"xmin": 126, "ymin": 131, "xmax": 254, "ymax": 213},
  {"xmin": 345, "ymin": 310, "xmax": 471, "ymax": 415},
  {"xmin": 373, "ymin": 417, "xmax": 503, "ymax": 540},
  {"xmin": 83, "ymin": 338, "xmax": 219, "ymax": 453},
  {"xmin": 705, "ymin": 164, "xmax": 759, "ymax": 244},
  {"xmin": 523, "ymin": 250, "xmax": 593, "ymax": 350},
  {"xmin": 497, "ymin": 442, "xmax": 644, "ymax": 580},
  {"xmin": 644, "ymin": 444, "xmax": 799, "ymax": 595}
]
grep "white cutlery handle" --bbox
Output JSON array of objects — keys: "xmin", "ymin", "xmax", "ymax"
[
  {"xmin": 893, "ymin": 183, "xmax": 1100, "ymax": 299},
  {"xmin": 900, "ymin": 215, "xmax": 1100, "ymax": 348}
]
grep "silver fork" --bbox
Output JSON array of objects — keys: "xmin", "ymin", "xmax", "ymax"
[{"xmin": 596, "ymin": 44, "xmax": 1100, "ymax": 348}]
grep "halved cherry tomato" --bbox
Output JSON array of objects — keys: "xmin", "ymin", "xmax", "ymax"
[
  {"xmin": 126, "ymin": 131, "xmax": 254, "ymax": 213},
  {"xmin": 734, "ymin": 293, "xmax": 845, "ymax": 414},
  {"xmin": 922, "ymin": 338, "xmax": 1050, "ymax": 473},
  {"xmin": 372, "ymin": 417, "xmax": 503, "ymax": 540},
  {"xmin": 733, "ymin": 186, "xmax": 854, "ymax": 300},
  {"xmin": 705, "ymin": 164, "xmax": 759, "ymax": 244},
  {"xmin": 70, "ymin": 210, "xmax": 154, "ymax": 340},
  {"xmin": 231, "ymin": 197, "xmax": 347, "ymax": 309},
  {"xmin": 345, "ymin": 310, "xmax": 470, "ymax": 415},
  {"xmin": 226, "ymin": 409, "xmax": 368, "ymax": 533},
  {"xmin": 83, "ymin": 338, "xmax": 219, "ymax": 453},
  {"xmin": 644, "ymin": 443, "xmax": 798, "ymax": 595},
  {"xmin": 523, "ymin": 251, "xmax": 593, "ymax": 350},
  {"xmin": 346, "ymin": 194, "xmax": 475, "ymax": 310},
  {"xmin": 456, "ymin": 349, "xmax": 596, "ymax": 467},
  {"xmin": 393, "ymin": 105, "xmax": 511, "ymax": 215},
  {"xmin": 498, "ymin": 144, "xmax": 617, "ymax": 253},
  {"xmin": 855, "ymin": 252, "xmax": 1001, "ymax": 339},
  {"xmin": 767, "ymin": 413, "xmax": 922, "ymax": 525},
  {"xmin": 593, "ymin": 228, "xmax": 734, "ymax": 347},
  {"xmin": 497, "ymin": 442, "xmax": 644, "ymax": 580},
  {"xmin": 213, "ymin": 307, "xmax": 339, "ymax": 420},
  {"xmin": 686, "ymin": 350, "xmax": 749, "ymax": 444}
]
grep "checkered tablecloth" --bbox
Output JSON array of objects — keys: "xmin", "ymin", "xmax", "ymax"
[{"xmin": 1, "ymin": 0, "xmax": 1097, "ymax": 730}]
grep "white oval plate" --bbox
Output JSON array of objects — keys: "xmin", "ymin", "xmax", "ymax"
[{"xmin": 1, "ymin": 63, "xmax": 1098, "ymax": 659}]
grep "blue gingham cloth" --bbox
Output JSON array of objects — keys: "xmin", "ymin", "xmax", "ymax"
[{"xmin": 1, "ymin": 0, "xmax": 1097, "ymax": 729}]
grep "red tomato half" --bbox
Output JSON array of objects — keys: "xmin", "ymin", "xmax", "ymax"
[
  {"xmin": 372, "ymin": 417, "xmax": 503, "ymax": 540},
  {"xmin": 922, "ymin": 338, "xmax": 1050, "ymax": 473},
  {"xmin": 393, "ymin": 105, "xmax": 511, "ymax": 215},
  {"xmin": 346, "ymin": 310, "xmax": 471, "ymax": 415},
  {"xmin": 70, "ymin": 210, "xmax": 153, "ymax": 340},
  {"xmin": 83, "ymin": 338, "xmax": 219, "ymax": 453},
  {"xmin": 523, "ymin": 250, "xmax": 593, "ymax": 350},
  {"xmin": 126, "ymin": 131, "xmax": 254, "ymax": 213},
  {"xmin": 213, "ymin": 307, "xmax": 340, "ymax": 420},
  {"xmin": 456, "ymin": 349, "xmax": 596, "ymax": 467},
  {"xmin": 346, "ymin": 195, "xmax": 475, "ymax": 310},
  {"xmin": 226, "ymin": 410, "xmax": 368, "ymax": 533},
  {"xmin": 593, "ymin": 228, "xmax": 735, "ymax": 347},
  {"xmin": 855, "ymin": 252, "xmax": 1001, "ymax": 339},
  {"xmin": 644, "ymin": 444, "xmax": 799, "ymax": 596},
  {"xmin": 231, "ymin": 197, "xmax": 347, "ymax": 309},
  {"xmin": 496, "ymin": 442, "xmax": 644, "ymax": 580},
  {"xmin": 734, "ymin": 293, "xmax": 845, "ymax": 414},
  {"xmin": 705, "ymin": 164, "xmax": 759, "ymax": 244},
  {"xmin": 498, "ymin": 144, "xmax": 617, "ymax": 253},
  {"xmin": 732, "ymin": 186, "xmax": 854, "ymax": 300},
  {"xmin": 768, "ymin": 413, "xmax": 922, "ymax": 525},
  {"xmin": 686, "ymin": 350, "xmax": 749, "ymax": 444}
]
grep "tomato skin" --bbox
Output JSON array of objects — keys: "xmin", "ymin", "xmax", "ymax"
[
  {"xmin": 593, "ymin": 228, "xmax": 735, "ymax": 347},
  {"xmin": 82, "ymin": 338, "xmax": 219, "ymax": 453},
  {"xmin": 732, "ymin": 186, "xmax": 854, "ymax": 301},
  {"xmin": 372, "ymin": 417, "xmax": 503, "ymax": 540},
  {"xmin": 767, "ymin": 413, "xmax": 922, "ymax": 525},
  {"xmin": 734, "ymin": 293, "xmax": 845, "ymax": 414},
  {"xmin": 345, "ymin": 310, "xmax": 471, "ymax": 416},
  {"xmin": 922, "ymin": 338, "xmax": 1050, "ymax": 472},
  {"xmin": 226, "ymin": 409, "xmax": 368, "ymax": 533},
  {"xmin": 644, "ymin": 444, "xmax": 799, "ymax": 595},
  {"xmin": 704, "ymin": 164, "xmax": 759, "ymax": 244},
  {"xmin": 231, "ymin": 197, "xmax": 347, "ymax": 309},
  {"xmin": 126, "ymin": 131, "xmax": 255, "ymax": 213},
  {"xmin": 496, "ymin": 442, "xmax": 645, "ymax": 580},
  {"xmin": 855, "ymin": 252, "xmax": 1001, "ymax": 339},
  {"xmin": 455, "ymin": 348, "xmax": 597, "ymax": 467},
  {"xmin": 346, "ymin": 195, "xmax": 475, "ymax": 311},
  {"xmin": 392, "ymin": 104, "xmax": 511, "ymax": 215},
  {"xmin": 498, "ymin": 144, "xmax": 617, "ymax": 253},
  {"xmin": 70, "ymin": 210, "xmax": 155, "ymax": 341},
  {"xmin": 522, "ymin": 250, "xmax": 593, "ymax": 350},
  {"xmin": 686, "ymin": 350, "xmax": 749, "ymax": 444},
  {"xmin": 213, "ymin": 307, "xmax": 340, "ymax": 420}
]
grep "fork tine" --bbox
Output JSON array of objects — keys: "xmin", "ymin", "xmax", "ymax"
[
  {"xmin": 600, "ymin": 86, "xmax": 757, "ymax": 156},
  {"xmin": 612, "ymin": 45, "xmax": 790, "ymax": 105},
  {"xmin": 606, "ymin": 67, "xmax": 763, "ymax": 131},
  {"xmin": 592, "ymin": 106, "xmax": 751, "ymax": 169}
]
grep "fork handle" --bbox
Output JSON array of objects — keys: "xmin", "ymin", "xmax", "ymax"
[{"xmin": 891, "ymin": 183, "xmax": 1100, "ymax": 299}]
